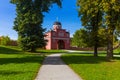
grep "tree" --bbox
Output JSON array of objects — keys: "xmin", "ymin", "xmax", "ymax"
[
  {"xmin": 77, "ymin": 0, "xmax": 120, "ymax": 60},
  {"xmin": 101, "ymin": 0, "xmax": 120, "ymax": 60},
  {"xmin": 72, "ymin": 28, "xmax": 89, "ymax": 47},
  {"xmin": 77, "ymin": 0, "xmax": 103, "ymax": 56},
  {"xmin": 0, "ymin": 36, "xmax": 10, "ymax": 46},
  {"xmin": 10, "ymin": 0, "xmax": 62, "ymax": 52},
  {"xmin": 72, "ymin": 28, "xmax": 109, "ymax": 48},
  {"xmin": 97, "ymin": 28, "xmax": 107, "ymax": 47}
]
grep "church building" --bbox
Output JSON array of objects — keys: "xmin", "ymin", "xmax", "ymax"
[{"xmin": 44, "ymin": 21, "xmax": 70, "ymax": 50}]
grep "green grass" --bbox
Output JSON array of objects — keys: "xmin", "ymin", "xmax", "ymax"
[
  {"xmin": 62, "ymin": 53, "xmax": 120, "ymax": 80},
  {"xmin": 37, "ymin": 49, "xmax": 67, "ymax": 55},
  {"xmin": 114, "ymin": 47, "xmax": 120, "ymax": 55},
  {"xmin": 0, "ymin": 46, "xmax": 44, "ymax": 80}
]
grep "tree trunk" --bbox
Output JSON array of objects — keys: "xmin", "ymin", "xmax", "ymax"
[
  {"xmin": 107, "ymin": 29, "xmax": 114, "ymax": 60},
  {"xmin": 31, "ymin": 46, "xmax": 36, "ymax": 52},
  {"xmin": 94, "ymin": 43, "xmax": 98, "ymax": 57},
  {"xmin": 93, "ymin": 10, "xmax": 101, "ymax": 57},
  {"xmin": 106, "ymin": 4, "xmax": 116, "ymax": 61}
]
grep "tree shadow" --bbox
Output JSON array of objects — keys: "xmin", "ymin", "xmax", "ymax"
[
  {"xmin": 0, "ymin": 46, "xmax": 22, "ymax": 54},
  {"xmin": 0, "ymin": 70, "xmax": 25, "ymax": 76},
  {"xmin": 61, "ymin": 54, "xmax": 120, "ymax": 64},
  {"xmin": 0, "ymin": 56, "xmax": 44, "ymax": 65},
  {"xmin": 42, "ymin": 56, "xmax": 66, "ymax": 65},
  {"xmin": 113, "ymin": 57, "xmax": 120, "ymax": 60},
  {"xmin": 41, "ymin": 54, "xmax": 108, "ymax": 65}
]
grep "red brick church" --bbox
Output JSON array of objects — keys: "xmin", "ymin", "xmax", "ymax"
[{"xmin": 44, "ymin": 21, "xmax": 70, "ymax": 50}]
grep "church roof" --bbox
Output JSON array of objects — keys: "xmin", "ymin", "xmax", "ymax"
[{"xmin": 53, "ymin": 21, "xmax": 61, "ymax": 25}]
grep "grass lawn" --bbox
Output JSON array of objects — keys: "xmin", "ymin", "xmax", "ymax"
[
  {"xmin": 0, "ymin": 46, "xmax": 44, "ymax": 80},
  {"xmin": 114, "ymin": 47, "xmax": 120, "ymax": 55},
  {"xmin": 37, "ymin": 49, "xmax": 67, "ymax": 55},
  {"xmin": 62, "ymin": 53, "xmax": 120, "ymax": 80}
]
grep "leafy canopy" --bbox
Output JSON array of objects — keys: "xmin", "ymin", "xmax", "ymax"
[{"xmin": 10, "ymin": 0, "xmax": 62, "ymax": 52}]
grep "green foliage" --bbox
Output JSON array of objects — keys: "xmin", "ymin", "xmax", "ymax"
[
  {"xmin": 72, "ymin": 28, "xmax": 90, "ymax": 47},
  {"xmin": 72, "ymin": 28, "xmax": 116, "ymax": 48},
  {"xmin": 0, "ymin": 36, "xmax": 10, "ymax": 46},
  {"xmin": 77, "ymin": 0, "xmax": 120, "ymax": 59},
  {"xmin": 77, "ymin": 0, "xmax": 103, "ymax": 56},
  {"xmin": 10, "ymin": 0, "xmax": 62, "ymax": 52},
  {"xmin": 97, "ymin": 28, "xmax": 107, "ymax": 47},
  {"xmin": 100, "ymin": 0, "xmax": 120, "ymax": 59},
  {"xmin": 98, "ymin": 28, "xmax": 118, "ymax": 47},
  {"xmin": 114, "ymin": 46, "xmax": 120, "ymax": 54}
]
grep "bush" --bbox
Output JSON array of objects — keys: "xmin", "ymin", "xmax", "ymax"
[
  {"xmin": 0, "ymin": 36, "xmax": 10, "ymax": 46},
  {"xmin": 0, "ymin": 36, "xmax": 18, "ymax": 46}
]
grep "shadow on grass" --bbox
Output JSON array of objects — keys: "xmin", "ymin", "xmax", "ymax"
[
  {"xmin": 0, "ymin": 56, "xmax": 44, "ymax": 65},
  {"xmin": 62, "ymin": 54, "xmax": 120, "ymax": 64},
  {"xmin": 113, "ymin": 57, "xmax": 120, "ymax": 60},
  {"xmin": 0, "ymin": 70, "xmax": 25, "ymax": 76},
  {"xmin": 0, "ymin": 46, "xmax": 22, "ymax": 54}
]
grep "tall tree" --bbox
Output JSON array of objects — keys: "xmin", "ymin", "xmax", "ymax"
[
  {"xmin": 72, "ymin": 28, "xmax": 89, "ymax": 47},
  {"xmin": 77, "ymin": 0, "xmax": 102, "ymax": 56},
  {"xmin": 101, "ymin": 0, "xmax": 120, "ymax": 60},
  {"xmin": 10, "ymin": 0, "xmax": 62, "ymax": 52}
]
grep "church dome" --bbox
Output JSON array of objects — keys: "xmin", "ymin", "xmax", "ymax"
[
  {"xmin": 53, "ymin": 21, "xmax": 62, "ymax": 30},
  {"xmin": 53, "ymin": 21, "xmax": 61, "ymax": 25}
]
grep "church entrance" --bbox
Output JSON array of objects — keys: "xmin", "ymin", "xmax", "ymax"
[{"xmin": 57, "ymin": 40, "xmax": 65, "ymax": 49}]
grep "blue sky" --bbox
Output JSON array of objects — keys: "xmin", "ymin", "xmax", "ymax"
[{"xmin": 0, "ymin": 0, "xmax": 82, "ymax": 40}]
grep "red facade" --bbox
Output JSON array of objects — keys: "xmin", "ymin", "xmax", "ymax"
[{"xmin": 44, "ymin": 21, "xmax": 70, "ymax": 50}]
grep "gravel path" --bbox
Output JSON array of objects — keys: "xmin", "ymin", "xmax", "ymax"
[{"xmin": 35, "ymin": 54, "xmax": 82, "ymax": 80}]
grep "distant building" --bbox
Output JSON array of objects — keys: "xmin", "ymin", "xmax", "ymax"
[{"xmin": 44, "ymin": 21, "xmax": 70, "ymax": 50}]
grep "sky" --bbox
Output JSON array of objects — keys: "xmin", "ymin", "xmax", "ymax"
[{"xmin": 0, "ymin": 0, "xmax": 82, "ymax": 40}]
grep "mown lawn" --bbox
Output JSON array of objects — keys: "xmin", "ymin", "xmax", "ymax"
[
  {"xmin": 114, "ymin": 47, "xmax": 120, "ymax": 55},
  {"xmin": 0, "ymin": 46, "xmax": 44, "ymax": 80},
  {"xmin": 62, "ymin": 53, "xmax": 120, "ymax": 80},
  {"xmin": 37, "ymin": 49, "xmax": 67, "ymax": 54}
]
